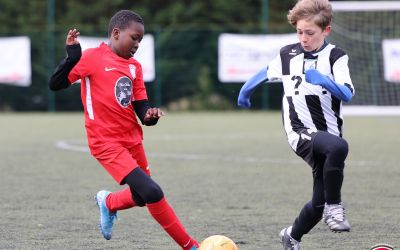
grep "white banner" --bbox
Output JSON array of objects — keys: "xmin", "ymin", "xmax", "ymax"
[
  {"xmin": 79, "ymin": 34, "xmax": 155, "ymax": 82},
  {"xmin": 218, "ymin": 33, "xmax": 297, "ymax": 82},
  {"xmin": 0, "ymin": 36, "xmax": 31, "ymax": 86},
  {"xmin": 382, "ymin": 39, "xmax": 400, "ymax": 83}
]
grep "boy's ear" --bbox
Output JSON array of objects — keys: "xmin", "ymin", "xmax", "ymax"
[
  {"xmin": 112, "ymin": 28, "xmax": 120, "ymax": 40},
  {"xmin": 324, "ymin": 25, "xmax": 331, "ymax": 35}
]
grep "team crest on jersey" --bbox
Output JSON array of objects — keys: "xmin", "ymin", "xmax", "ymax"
[
  {"xmin": 303, "ymin": 58, "xmax": 317, "ymax": 72},
  {"xmin": 129, "ymin": 64, "xmax": 136, "ymax": 79},
  {"xmin": 115, "ymin": 76, "xmax": 133, "ymax": 108}
]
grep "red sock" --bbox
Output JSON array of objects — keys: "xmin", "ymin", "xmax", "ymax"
[
  {"xmin": 105, "ymin": 187, "xmax": 136, "ymax": 212},
  {"xmin": 146, "ymin": 198, "xmax": 198, "ymax": 250}
]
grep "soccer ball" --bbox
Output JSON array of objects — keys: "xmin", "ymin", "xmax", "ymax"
[{"xmin": 199, "ymin": 235, "xmax": 238, "ymax": 250}]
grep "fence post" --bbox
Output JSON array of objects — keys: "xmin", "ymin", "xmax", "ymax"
[
  {"xmin": 47, "ymin": 0, "xmax": 56, "ymax": 111},
  {"xmin": 154, "ymin": 28, "xmax": 162, "ymax": 107},
  {"xmin": 261, "ymin": 0, "xmax": 270, "ymax": 110}
]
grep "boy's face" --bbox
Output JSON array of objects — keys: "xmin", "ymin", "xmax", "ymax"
[
  {"xmin": 296, "ymin": 18, "xmax": 330, "ymax": 52},
  {"xmin": 110, "ymin": 21, "xmax": 144, "ymax": 59}
]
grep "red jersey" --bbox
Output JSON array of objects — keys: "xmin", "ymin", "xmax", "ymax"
[{"xmin": 68, "ymin": 43, "xmax": 148, "ymax": 153}]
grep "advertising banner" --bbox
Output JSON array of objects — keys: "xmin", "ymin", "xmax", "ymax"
[
  {"xmin": 79, "ymin": 34, "xmax": 155, "ymax": 82},
  {"xmin": 0, "ymin": 36, "xmax": 31, "ymax": 86},
  {"xmin": 218, "ymin": 33, "xmax": 297, "ymax": 82},
  {"xmin": 382, "ymin": 39, "xmax": 400, "ymax": 83}
]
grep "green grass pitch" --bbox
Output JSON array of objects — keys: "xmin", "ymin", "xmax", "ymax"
[{"xmin": 0, "ymin": 112, "xmax": 399, "ymax": 249}]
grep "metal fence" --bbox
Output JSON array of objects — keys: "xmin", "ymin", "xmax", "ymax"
[{"xmin": 0, "ymin": 29, "xmax": 284, "ymax": 111}]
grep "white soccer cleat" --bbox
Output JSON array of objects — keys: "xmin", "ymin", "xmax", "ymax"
[
  {"xmin": 323, "ymin": 202, "xmax": 350, "ymax": 232},
  {"xmin": 279, "ymin": 226, "xmax": 301, "ymax": 250}
]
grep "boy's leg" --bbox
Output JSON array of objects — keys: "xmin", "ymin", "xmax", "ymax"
[
  {"xmin": 290, "ymin": 175, "xmax": 325, "ymax": 241},
  {"xmin": 283, "ymin": 129, "xmax": 324, "ymax": 244},
  {"xmin": 313, "ymin": 132, "xmax": 348, "ymax": 204},
  {"xmin": 93, "ymin": 144, "xmax": 144, "ymax": 240},
  {"xmin": 313, "ymin": 132, "xmax": 350, "ymax": 232},
  {"xmin": 106, "ymin": 187, "xmax": 137, "ymax": 212},
  {"xmin": 93, "ymin": 143, "xmax": 198, "ymax": 248},
  {"xmin": 104, "ymin": 142, "xmax": 149, "ymax": 211},
  {"xmin": 147, "ymin": 198, "xmax": 198, "ymax": 250},
  {"xmin": 96, "ymin": 187, "xmax": 143, "ymax": 240},
  {"xmin": 124, "ymin": 168, "xmax": 198, "ymax": 250}
]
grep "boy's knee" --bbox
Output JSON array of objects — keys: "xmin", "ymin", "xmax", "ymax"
[
  {"xmin": 125, "ymin": 168, "xmax": 164, "ymax": 205},
  {"xmin": 144, "ymin": 182, "xmax": 164, "ymax": 203},
  {"xmin": 326, "ymin": 137, "xmax": 348, "ymax": 160}
]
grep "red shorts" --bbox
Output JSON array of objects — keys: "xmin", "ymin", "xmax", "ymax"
[{"xmin": 91, "ymin": 143, "xmax": 150, "ymax": 184}]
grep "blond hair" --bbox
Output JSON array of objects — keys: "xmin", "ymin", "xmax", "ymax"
[{"xmin": 287, "ymin": 0, "xmax": 332, "ymax": 29}]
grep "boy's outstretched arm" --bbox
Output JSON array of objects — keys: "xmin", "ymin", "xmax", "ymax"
[
  {"xmin": 305, "ymin": 69, "xmax": 353, "ymax": 102},
  {"xmin": 237, "ymin": 68, "xmax": 268, "ymax": 108},
  {"xmin": 49, "ymin": 29, "xmax": 81, "ymax": 91}
]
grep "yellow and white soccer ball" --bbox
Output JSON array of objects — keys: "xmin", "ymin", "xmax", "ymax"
[{"xmin": 199, "ymin": 235, "xmax": 238, "ymax": 250}]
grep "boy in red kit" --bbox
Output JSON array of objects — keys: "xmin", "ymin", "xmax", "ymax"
[{"xmin": 49, "ymin": 10, "xmax": 199, "ymax": 250}]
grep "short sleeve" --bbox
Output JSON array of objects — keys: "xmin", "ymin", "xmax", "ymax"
[
  {"xmin": 267, "ymin": 54, "xmax": 283, "ymax": 80},
  {"xmin": 332, "ymin": 55, "xmax": 355, "ymax": 95},
  {"xmin": 68, "ymin": 48, "xmax": 97, "ymax": 84}
]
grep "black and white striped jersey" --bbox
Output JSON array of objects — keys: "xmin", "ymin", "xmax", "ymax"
[{"xmin": 267, "ymin": 42, "xmax": 354, "ymax": 151}]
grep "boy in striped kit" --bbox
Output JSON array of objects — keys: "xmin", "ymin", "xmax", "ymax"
[{"xmin": 238, "ymin": 0, "xmax": 354, "ymax": 249}]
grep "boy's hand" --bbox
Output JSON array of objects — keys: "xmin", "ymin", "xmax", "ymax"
[
  {"xmin": 238, "ymin": 93, "xmax": 251, "ymax": 108},
  {"xmin": 144, "ymin": 108, "xmax": 165, "ymax": 123},
  {"xmin": 305, "ymin": 69, "xmax": 328, "ymax": 87},
  {"xmin": 66, "ymin": 29, "xmax": 80, "ymax": 45}
]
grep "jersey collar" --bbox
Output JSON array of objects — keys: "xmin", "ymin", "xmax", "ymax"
[{"xmin": 301, "ymin": 40, "xmax": 329, "ymax": 58}]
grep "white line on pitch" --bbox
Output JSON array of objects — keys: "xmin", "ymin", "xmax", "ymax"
[{"xmin": 56, "ymin": 140, "xmax": 378, "ymax": 166}]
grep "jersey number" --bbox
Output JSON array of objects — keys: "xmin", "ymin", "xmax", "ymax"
[{"xmin": 291, "ymin": 75, "xmax": 302, "ymax": 95}]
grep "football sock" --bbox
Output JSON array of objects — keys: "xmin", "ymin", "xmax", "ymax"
[
  {"xmin": 291, "ymin": 201, "xmax": 324, "ymax": 241},
  {"xmin": 146, "ymin": 197, "xmax": 198, "ymax": 249},
  {"xmin": 324, "ymin": 168, "xmax": 343, "ymax": 204},
  {"xmin": 106, "ymin": 187, "xmax": 136, "ymax": 212}
]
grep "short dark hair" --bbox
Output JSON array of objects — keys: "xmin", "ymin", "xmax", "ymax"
[{"xmin": 108, "ymin": 10, "xmax": 144, "ymax": 37}]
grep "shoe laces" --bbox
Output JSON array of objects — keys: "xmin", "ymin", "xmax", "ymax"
[
  {"xmin": 286, "ymin": 230, "xmax": 300, "ymax": 250},
  {"xmin": 110, "ymin": 212, "xmax": 117, "ymax": 223},
  {"xmin": 327, "ymin": 203, "xmax": 345, "ymax": 221},
  {"xmin": 289, "ymin": 237, "xmax": 300, "ymax": 248}
]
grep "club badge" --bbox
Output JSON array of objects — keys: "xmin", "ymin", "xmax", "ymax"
[{"xmin": 115, "ymin": 76, "xmax": 133, "ymax": 108}]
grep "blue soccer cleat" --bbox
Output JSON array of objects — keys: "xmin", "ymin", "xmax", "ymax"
[
  {"xmin": 189, "ymin": 246, "xmax": 198, "ymax": 250},
  {"xmin": 95, "ymin": 190, "xmax": 117, "ymax": 240}
]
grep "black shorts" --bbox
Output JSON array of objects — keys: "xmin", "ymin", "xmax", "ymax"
[
  {"xmin": 295, "ymin": 128, "xmax": 319, "ymax": 175},
  {"xmin": 295, "ymin": 129, "xmax": 347, "ymax": 177}
]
